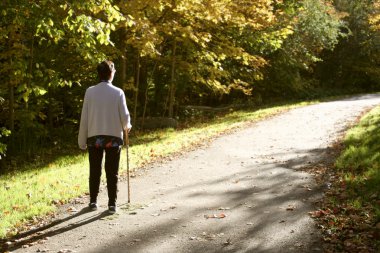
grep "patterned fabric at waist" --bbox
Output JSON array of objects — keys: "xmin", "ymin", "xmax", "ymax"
[{"xmin": 87, "ymin": 135, "xmax": 123, "ymax": 148}]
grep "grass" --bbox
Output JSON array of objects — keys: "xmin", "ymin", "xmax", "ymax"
[
  {"xmin": 0, "ymin": 99, "xmax": 318, "ymax": 239},
  {"xmin": 0, "ymin": 154, "xmax": 88, "ymax": 238},
  {"xmin": 335, "ymin": 105, "xmax": 380, "ymax": 219},
  {"xmin": 312, "ymin": 105, "xmax": 380, "ymax": 252}
]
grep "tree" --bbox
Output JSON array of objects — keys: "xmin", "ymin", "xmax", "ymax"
[
  {"xmin": 258, "ymin": 0, "xmax": 345, "ymax": 98},
  {"xmin": 117, "ymin": 0, "xmax": 284, "ymax": 116},
  {"xmin": 317, "ymin": 0, "xmax": 380, "ymax": 90},
  {"xmin": 0, "ymin": 0, "xmax": 124, "ymax": 156},
  {"xmin": 0, "ymin": 0, "xmax": 376, "ymax": 163}
]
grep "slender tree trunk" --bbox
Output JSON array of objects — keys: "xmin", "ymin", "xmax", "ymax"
[
  {"xmin": 8, "ymin": 83, "xmax": 14, "ymax": 133},
  {"xmin": 28, "ymin": 37, "xmax": 34, "ymax": 86},
  {"xmin": 168, "ymin": 39, "xmax": 177, "ymax": 118},
  {"xmin": 120, "ymin": 44, "xmax": 127, "ymax": 90},
  {"xmin": 47, "ymin": 88, "xmax": 53, "ymax": 131},
  {"xmin": 162, "ymin": 89, "xmax": 170, "ymax": 117},
  {"xmin": 142, "ymin": 79, "xmax": 148, "ymax": 128},
  {"xmin": 142, "ymin": 61, "xmax": 158, "ymax": 127},
  {"xmin": 26, "ymin": 36, "xmax": 34, "ymax": 110},
  {"xmin": 133, "ymin": 53, "xmax": 140, "ymax": 127}
]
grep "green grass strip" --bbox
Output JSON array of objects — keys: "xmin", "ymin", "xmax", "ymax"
[
  {"xmin": 335, "ymin": 105, "xmax": 380, "ymax": 219},
  {"xmin": 0, "ymin": 101, "xmax": 313, "ymax": 238}
]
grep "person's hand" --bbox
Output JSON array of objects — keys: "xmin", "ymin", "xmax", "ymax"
[{"xmin": 124, "ymin": 129, "xmax": 130, "ymax": 146}]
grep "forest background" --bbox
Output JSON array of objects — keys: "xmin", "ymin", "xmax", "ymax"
[{"xmin": 0, "ymin": 0, "xmax": 379, "ymax": 167}]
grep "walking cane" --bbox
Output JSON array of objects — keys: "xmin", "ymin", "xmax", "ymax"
[{"xmin": 125, "ymin": 129, "xmax": 131, "ymax": 204}]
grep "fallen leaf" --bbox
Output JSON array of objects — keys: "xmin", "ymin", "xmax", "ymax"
[
  {"xmin": 67, "ymin": 206, "xmax": 78, "ymax": 213},
  {"xmin": 204, "ymin": 213, "xmax": 227, "ymax": 219},
  {"xmin": 309, "ymin": 209, "xmax": 330, "ymax": 218}
]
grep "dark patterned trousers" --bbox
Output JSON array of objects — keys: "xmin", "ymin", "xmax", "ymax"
[{"xmin": 88, "ymin": 146, "xmax": 121, "ymax": 206}]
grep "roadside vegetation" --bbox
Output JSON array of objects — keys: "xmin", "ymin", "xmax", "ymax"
[{"xmin": 311, "ymin": 105, "xmax": 380, "ymax": 252}]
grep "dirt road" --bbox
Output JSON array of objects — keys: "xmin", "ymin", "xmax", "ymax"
[{"xmin": 9, "ymin": 94, "xmax": 380, "ymax": 253}]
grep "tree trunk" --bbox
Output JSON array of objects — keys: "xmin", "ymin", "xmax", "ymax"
[
  {"xmin": 168, "ymin": 39, "xmax": 177, "ymax": 118},
  {"xmin": 133, "ymin": 53, "xmax": 140, "ymax": 127},
  {"xmin": 47, "ymin": 89, "xmax": 54, "ymax": 131},
  {"xmin": 120, "ymin": 47, "xmax": 127, "ymax": 90},
  {"xmin": 117, "ymin": 25, "xmax": 128, "ymax": 88},
  {"xmin": 26, "ymin": 36, "xmax": 34, "ymax": 110},
  {"xmin": 142, "ymin": 60, "xmax": 158, "ymax": 127},
  {"xmin": 8, "ymin": 82, "xmax": 14, "ymax": 133}
]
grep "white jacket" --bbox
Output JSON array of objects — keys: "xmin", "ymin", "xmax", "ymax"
[{"xmin": 78, "ymin": 81, "xmax": 131, "ymax": 149}]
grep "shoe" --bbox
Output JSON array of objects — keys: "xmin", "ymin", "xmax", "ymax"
[
  {"xmin": 89, "ymin": 202, "xmax": 98, "ymax": 211},
  {"xmin": 108, "ymin": 206, "xmax": 117, "ymax": 214}
]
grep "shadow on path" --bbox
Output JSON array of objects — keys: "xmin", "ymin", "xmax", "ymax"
[
  {"xmin": 88, "ymin": 145, "xmax": 333, "ymax": 253},
  {"xmin": 3, "ymin": 207, "xmax": 111, "ymax": 252}
]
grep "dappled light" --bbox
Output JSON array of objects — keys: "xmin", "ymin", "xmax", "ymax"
[{"xmin": 1, "ymin": 0, "xmax": 380, "ymax": 252}]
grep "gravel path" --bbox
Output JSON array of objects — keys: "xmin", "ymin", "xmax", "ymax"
[{"xmin": 10, "ymin": 94, "xmax": 380, "ymax": 253}]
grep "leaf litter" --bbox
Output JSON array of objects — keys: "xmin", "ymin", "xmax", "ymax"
[
  {"xmin": 304, "ymin": 142, "xmax": 380, "ymax": 252},
  {"xmin": 204, "ymin": 213, "xmax": 227, "ymax": 219}
]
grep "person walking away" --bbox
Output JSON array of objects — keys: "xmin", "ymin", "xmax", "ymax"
[{"xmin": 78, "ymin": 60, "xmax": 132, "ymax": 214}]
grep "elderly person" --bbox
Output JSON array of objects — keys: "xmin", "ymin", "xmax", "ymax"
[{"xmin": 78, "ymin": 60, "xmax": 131, "ymax": 214}]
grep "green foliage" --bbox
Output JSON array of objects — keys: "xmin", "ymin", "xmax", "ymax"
[
  {"xmin": 317, "ymin": 0, "xmax": 380, "ymax": 90},
  {"xmin": 0, "ymin": 95, "xmax": 9, "ymax": 157},
  {"xmin": 0, "ymin": 127, "xmax": 11, "ymax": 157},
  {"xmin": 0, "ymin": 0, "xmax": 124, "ymax": 157},
  {"xmin": 0, "ymin": 0, "xmax": 379, "ymax": 162},
  {"xmin": 258, "ymin": 0, "xmax": 345, "ymax": 98}
]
